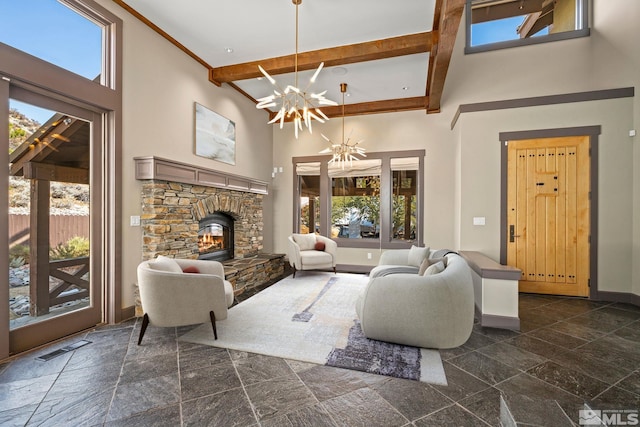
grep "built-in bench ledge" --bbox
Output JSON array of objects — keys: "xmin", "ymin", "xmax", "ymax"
[
  {"xmin": 459, "ymin": 251, "xmax": 521, "ymax": 331},
  {"xmin": 222, "ymin": 253, "xmax": 286, "ymax": 296}
]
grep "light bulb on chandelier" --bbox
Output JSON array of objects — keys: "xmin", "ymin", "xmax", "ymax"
[
  {"xmin": 256, "ymin": 0, "xmax": 337, "ymax": 139},
  {"xmin": 319, "ymin": 82, "xmax": 366, "ymax": 169}
]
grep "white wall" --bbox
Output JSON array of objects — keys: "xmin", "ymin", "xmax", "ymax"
[
  {"xmin": 98, "ymin": 1, "xmax": 274, "ymax": 308},
  {"xmin": 447, "ymin": 0, "xmax": 639, "ymax": 295},
  {"xmin": 271, "ymin": 0, "xmax": 639, "ymax": 295},
  {"xmin": 99, "ymin": 0, "xmax": 639, "ymax": 308},
  {"xmin": 270, "ymin": 109, "xmax": 459, "ymax": 266},
  {"xmin": 456, "ymin": 98, "xmax": 634, "ymax": 293}
]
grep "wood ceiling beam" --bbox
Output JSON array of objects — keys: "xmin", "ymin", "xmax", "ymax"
[
  {"xmin": 426, "ymin": 0, "xmax": 465, "ymax": 114},
  {"xmin": 209, "ymin": 32, "xmax": 434, "ymax": 86},
  {"xmin": 268, "ymin": 97, "xmax": 428, "ymax": 122}
]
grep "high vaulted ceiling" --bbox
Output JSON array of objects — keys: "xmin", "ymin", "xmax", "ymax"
[{"xmin": 113, "ymin": 0, "xmax": 465, "ymax": 119}]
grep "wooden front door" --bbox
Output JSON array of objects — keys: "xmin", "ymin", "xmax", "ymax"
[{"xmin": 507, "ymin": 136, "xmax": 590, "ymax": 297}]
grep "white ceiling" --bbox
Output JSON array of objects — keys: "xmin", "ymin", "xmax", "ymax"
[{"xmin": 120, "ymin": 0, "xmax": 443, "ymax": 109}]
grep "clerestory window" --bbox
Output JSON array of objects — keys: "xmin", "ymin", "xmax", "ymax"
[{"xmin": 465, "ymin": 0, "xmax": 589, "ymax": 54}]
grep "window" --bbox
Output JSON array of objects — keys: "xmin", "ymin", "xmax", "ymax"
[
  {"xmin": 391, "ymin": 158, "xmax": 418, "ymax": 242},
  {"xmin": 297, "ymin": 162, "xmax": 321, "ymax": 234},
  {"xmin": 465, "ymin": 0, "xmax": 589, "ymax": 54},
  {"xmin": 331, "ymin": 160, "xmax": 381, "ymax": 240},
  {"xmin": 1, "ymin": 0, "xmax": 111, "ymax": 87},
  {"xmin": 293, "ymin": 151, "xmax": 424, "ymax": 249}
]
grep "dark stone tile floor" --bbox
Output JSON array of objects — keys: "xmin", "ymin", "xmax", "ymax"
[{"xmin": 1, "ymin": 288, "xmax": 639, "ymax": 426}]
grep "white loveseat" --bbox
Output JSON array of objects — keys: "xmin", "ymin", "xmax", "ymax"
[
  {"xmin": 356, "ymin": 250, "xmax": 474, "ymax": 349},
  {"xmin": 287, "ymin": 233, "xmax": 337, "ymax": 277}
]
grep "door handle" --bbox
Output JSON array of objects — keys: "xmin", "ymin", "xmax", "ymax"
[{"xmin": 509, "ymin": 225, "xmax": 521, "ymax": 242}]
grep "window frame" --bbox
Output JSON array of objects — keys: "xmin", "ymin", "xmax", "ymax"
[
  {"xmin": 464, "ymin": 0, "xmax": 590, "ymax": 55},
  {"xmin": 293, "ymin": 150, "xmax": 425, "ymax": 249}
]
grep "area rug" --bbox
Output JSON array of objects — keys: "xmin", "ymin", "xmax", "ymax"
[{"xmin": 178, "ymin": 272, "xmax": 447, "ymax": 385}]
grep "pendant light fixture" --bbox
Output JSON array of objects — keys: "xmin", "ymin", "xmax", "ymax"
[
  {"xmin": 256, "ymin": 0, "xmax": 337, "ymax": 139},
  {"xmin": 319, "ymin": 83, "xmax": 366, "ymax": 169}
]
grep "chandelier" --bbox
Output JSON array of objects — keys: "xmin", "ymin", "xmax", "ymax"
[
  {"xmin": 319, "ymin": 83, "xmax": 366, "ymax": 169},
  {"xmin": 256, "ymin": 0, "xmax": 337, "ymax": 139}
]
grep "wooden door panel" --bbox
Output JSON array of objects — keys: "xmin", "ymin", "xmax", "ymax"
[
  {"xmin": 544, "ymin": 148, "xmax": 557, "ymax": 284},
  {"xmin": 556, "ymin": 147, "xmax": 567, "ymax": 283},
  {"xmin": 507, "ymin": 136, "xmax": 590, "ymax": 297},
  {"xmin": 566, "ymin": 147, "xmax": 578, "ymax": 284}
]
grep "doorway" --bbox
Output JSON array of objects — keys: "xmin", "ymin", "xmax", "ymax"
[
  {"xmin": 4, "ymin": 83, "xmax": 103, "ymax": 354},
  {"xmin": 501, "ymin": 127, "xmax": 599, "ymax": 298}
]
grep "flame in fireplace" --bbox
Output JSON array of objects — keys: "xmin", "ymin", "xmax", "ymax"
[
  {"xmin": 199, "ymin": 233, "xmax": 225, "ymax": 252},
  {"xmin": 198, "ymin": 223, "xmax": 227, "ymax": 254}
]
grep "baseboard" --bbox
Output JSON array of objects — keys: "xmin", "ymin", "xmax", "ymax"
[
  {"xmin": 120, "ymin": 305, "xmax": 136, "ymax": 322},
  {"xmin": 475, "ymin": 305, "xmax": 520, "ymax": 330},
  {"xmin": 591, "ymin": 290, "xmax": 640, "ymax": 307},
  {"xmin": 481, "ymin": 314, "xmax": 520, "ymax": 331},
  {"xmin": 337, "ymin": 264, "xmax": 373, "ymax": 274}
]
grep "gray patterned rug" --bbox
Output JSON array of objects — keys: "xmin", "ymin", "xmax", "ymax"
[{"xmin": 179, "ymin": 272, "xmax": 447, "ymax": 384}]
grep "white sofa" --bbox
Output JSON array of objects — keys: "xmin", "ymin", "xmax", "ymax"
[
  {"xmin": 356, "ymin": 251, "xmax": 475, "ymax": 349},
  {"xmin": 287, "ymin": 233, "xmax": 337, "ymax": 277},
  {"xmin": 136, "ymin": 256, "xmax": 234, "ymax": 344}
]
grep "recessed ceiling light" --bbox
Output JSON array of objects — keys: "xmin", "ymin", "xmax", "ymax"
[
  {"xmin": 332, "ymin": 67, "xmax": 348, "ymax": 75},
  {"xmin": 402, "ymin": 86, "xmax": 409, "ymax": 91},
  {"xmin": 224, "ymin": 47, "xmax": 233, "ymax": 53}
]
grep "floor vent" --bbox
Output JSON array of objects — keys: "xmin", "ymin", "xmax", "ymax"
[{"xmin": 36, "ymin": 340, "xmax": 92, "ymax": 361}]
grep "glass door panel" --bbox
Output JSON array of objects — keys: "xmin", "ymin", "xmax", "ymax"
[{"xmin": 6, "ymin": 88, "xmax": 101, "ymax": 354}]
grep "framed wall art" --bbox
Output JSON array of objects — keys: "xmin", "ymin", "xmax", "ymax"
[{"xmin": 194, "ymin": 102, "xmax": 236, "ymax": 165}]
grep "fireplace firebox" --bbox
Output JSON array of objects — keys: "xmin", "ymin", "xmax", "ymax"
[{"xmin": 198, "ymin": 212, "xmax": 234, "ymax": 262}]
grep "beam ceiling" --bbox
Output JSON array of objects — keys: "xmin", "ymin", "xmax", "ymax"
[{"xmin": 113, "ymin": 0, "xmax": 464, "ymax": 119}]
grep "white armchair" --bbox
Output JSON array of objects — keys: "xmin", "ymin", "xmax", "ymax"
[
  {"xmin": 136, "ymin": 256, "xmax": 234, "ymax": 345},
  {"xmin": 287, "ymin": 233, "xmax": 337, "ymax": 277}
]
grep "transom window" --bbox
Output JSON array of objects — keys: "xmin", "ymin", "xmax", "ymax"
[
  {"xmin": 466, "ymin": 0, "xmax": 589, "ymax": 53},
  {"xmin": 1, "ymin": 0, "xmax": 105, "ymax": 84},
  {"xmin": 294, "ymin": 151, "xmax": 424, "ymax": 249}
]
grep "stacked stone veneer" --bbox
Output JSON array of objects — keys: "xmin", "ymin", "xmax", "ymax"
[{"xmin": 140, "ymin": 180, "xmax": 263, "ymax": 260}]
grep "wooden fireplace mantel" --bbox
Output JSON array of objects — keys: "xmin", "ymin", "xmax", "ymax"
[{"xmin": 134, "ymin": 156, "xmax": 268, "ymax": 195}]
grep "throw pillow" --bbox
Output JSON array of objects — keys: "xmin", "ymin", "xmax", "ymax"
[
  {"xmin": 428, "ymin": 257, "xmax": 448, "ymax": 268},
  {"xmin": 293, "ymin": 233, "xmax": 317, "ymax": 251},
  {"xmin": 418, "ymin": 258, "xmax": 430, "ymax": 275},
  {"xmin": 151, "ymin": 255, "xmax": 182, "ymax": 273},
  {"xmin": 314, "ymin": 241, "xmax": 326, "ymax": 251},
  {"xmin": 418, "ymin": 256, "xmax": 447, "ymax": 275},
  {"xmin": 182, "ymin": 265, "xmax": 200, "ymax": 274},
  {"xmin": 423, "ymin": 260, "xmax": 445, "ymax": 276},
  {"xmin": 407, "ymin": 245, "xmax": 430, "ymax": 267}
]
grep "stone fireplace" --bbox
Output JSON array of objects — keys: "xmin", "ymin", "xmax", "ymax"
[
  {"xmin": 135, "ymin": 157, "xmax": 286, "ymax": 296},
  {"xmin": 139, "ymin": 180, "xmax": 263, "ymax": 261}
]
